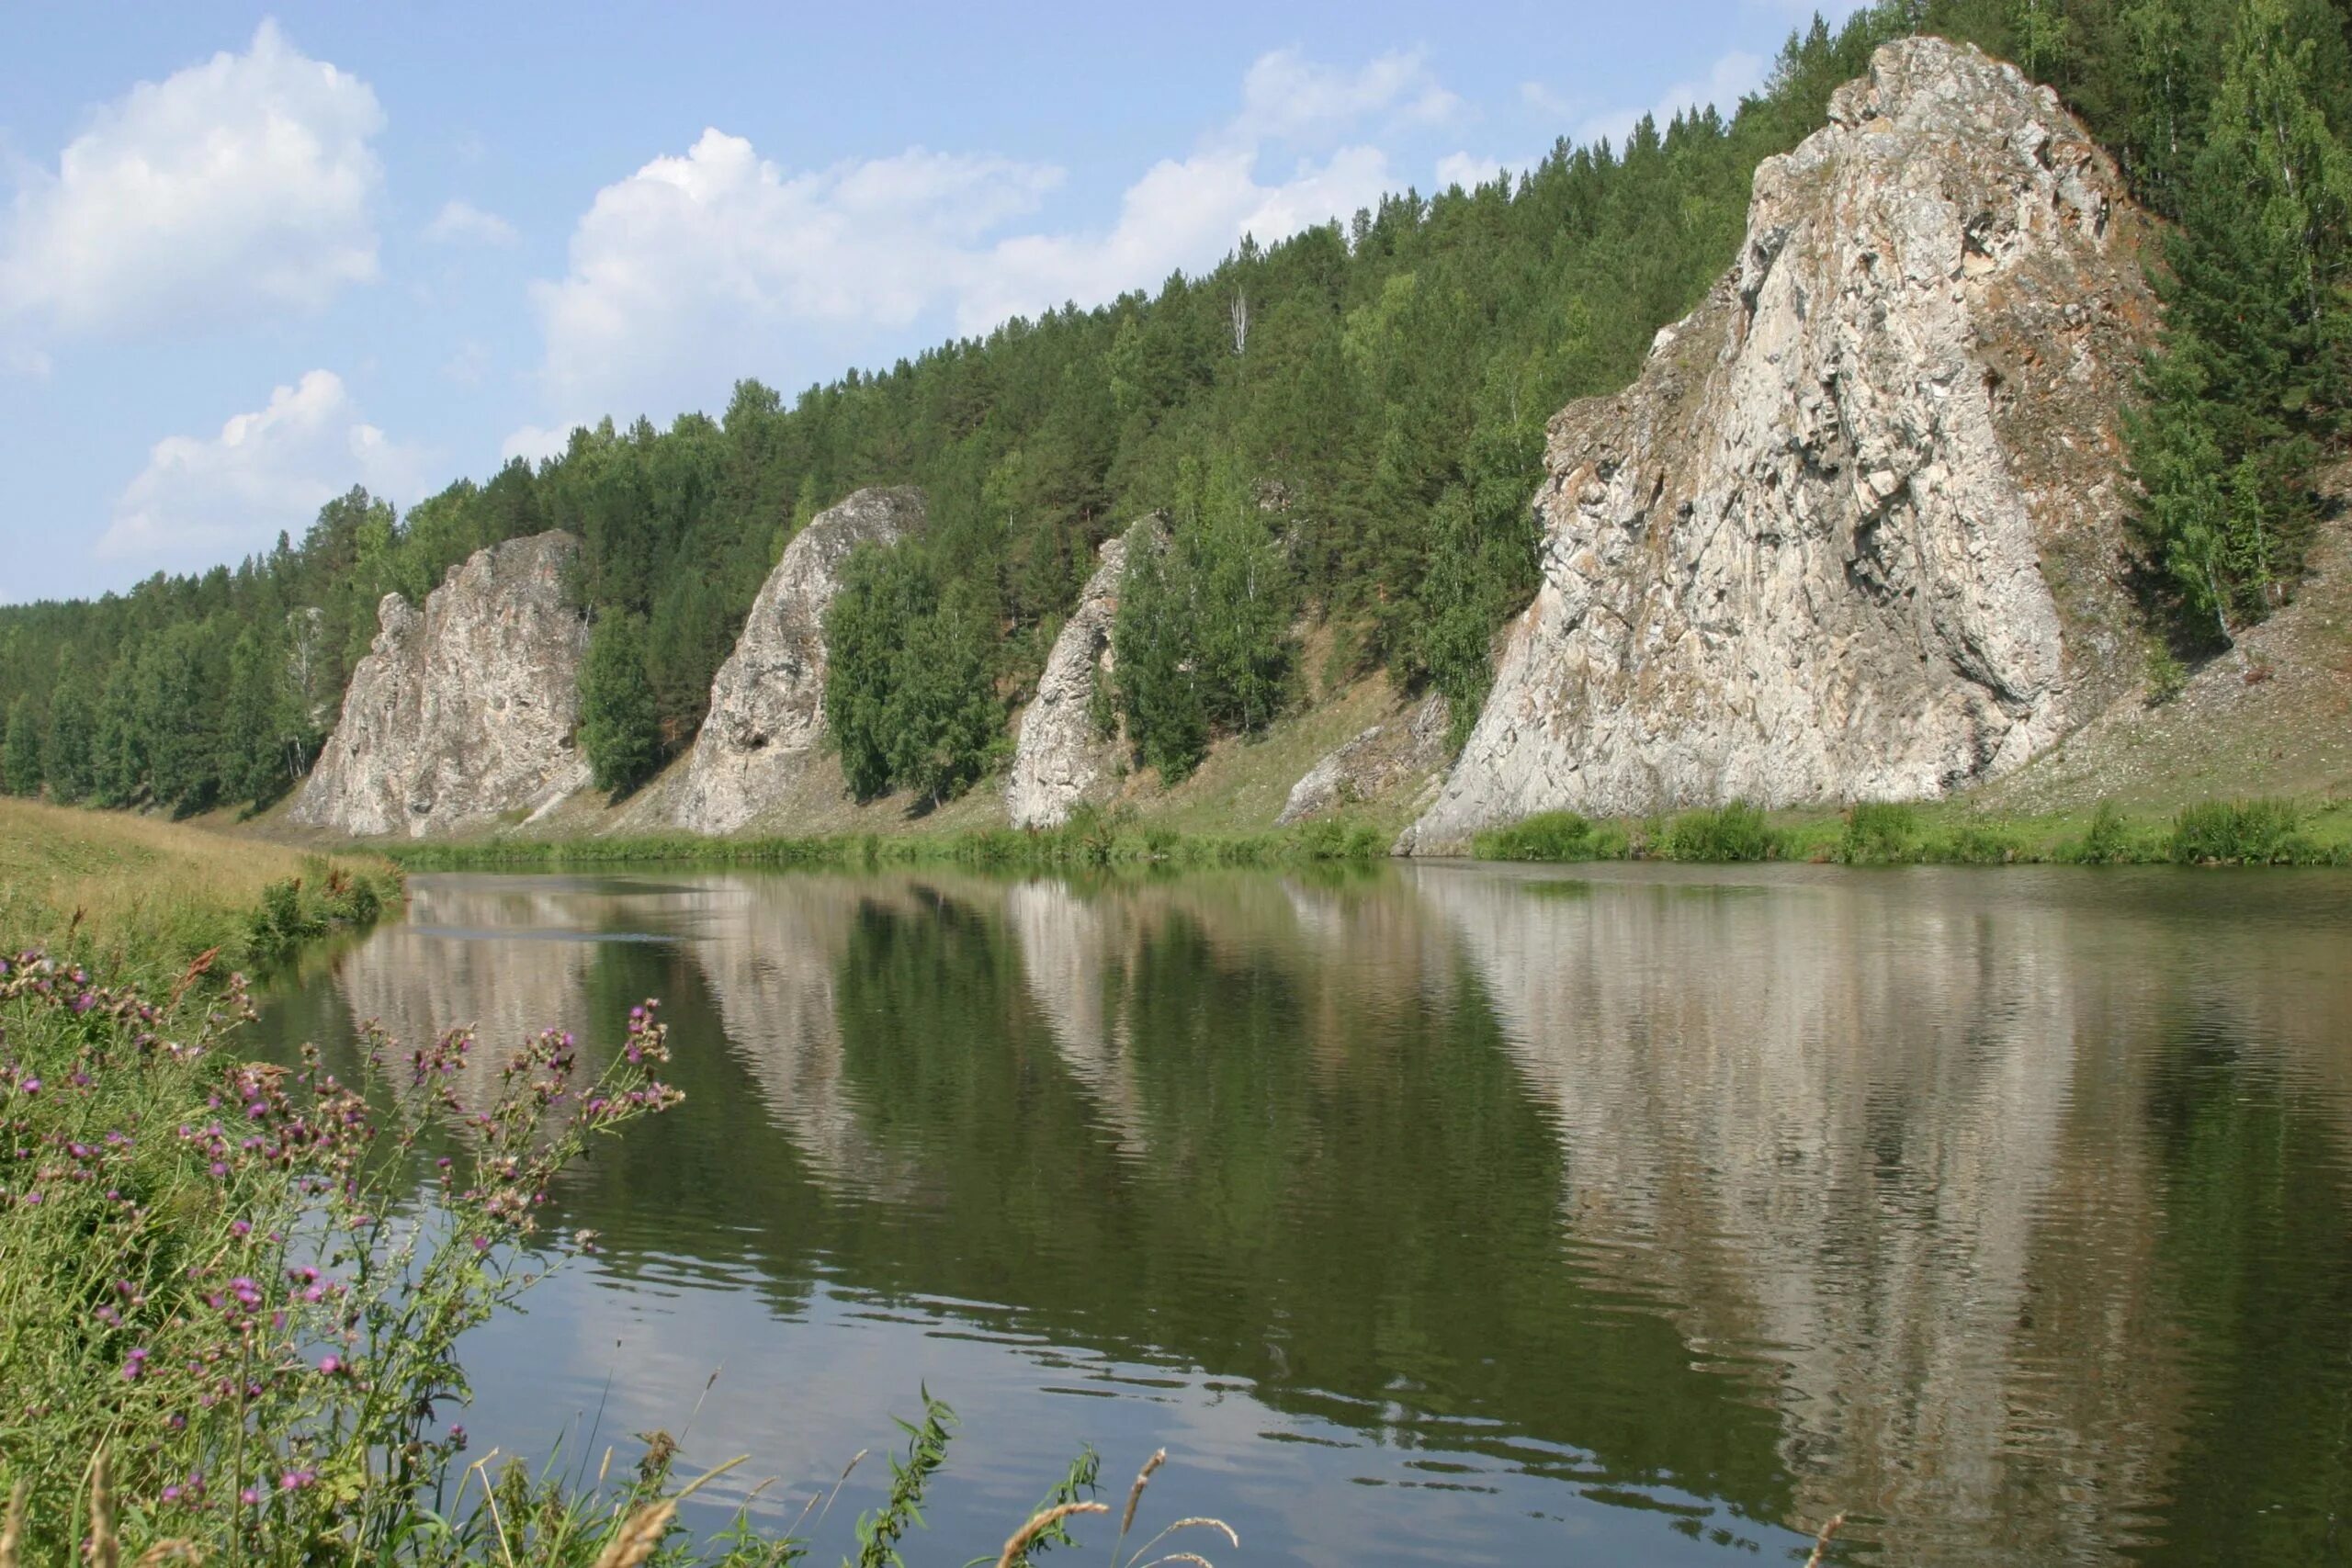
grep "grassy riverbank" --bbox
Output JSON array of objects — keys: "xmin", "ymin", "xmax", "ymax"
[
  {"xmin": 0, "ymin": 796, "xmax": 402, "ymax": 979},
  {"xmin": 0, "ymin": 801, "xmax": 1207, "ymax": 1566},
  {"xmin": 369, "ymin": 793, "xmax": 2352, "ymax": 874},
  {"xmin": 1473, "ymin": 796, "xmax": 2352, "ymax": 866}
]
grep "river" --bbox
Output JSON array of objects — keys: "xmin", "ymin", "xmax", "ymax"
[{"xmin": 252, "ymin": 862, "xmax": 2352, "ymax": 1566}]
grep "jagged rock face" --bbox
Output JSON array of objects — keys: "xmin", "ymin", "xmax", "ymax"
[
  {"xmin": 1005, "ymin": 524, "xmax": 1142, "ymax": 829},
  {"xmin": 669, "ymin": 487, "xmax": 926, "ymax": 835},
  {"xmin": 1277, "ymin": 692, "xmax": 1451, "ymax": 826},
  {"xmin": 288, "ymin": 532, "xmax": 590, "ymax": 838},
  {"xmin": 1404, "ymin": 39, "xmax": 2152, "ymax": 853}
]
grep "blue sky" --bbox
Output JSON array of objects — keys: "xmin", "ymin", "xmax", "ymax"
[{"xmin": 0, "ymin": 0, "xmax": 1863, "ymax": 604}]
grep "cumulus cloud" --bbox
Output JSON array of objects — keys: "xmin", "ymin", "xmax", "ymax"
[
  {"xmin": 1233, "ymin": 48, "xmax": 1460, "ymax": 144},
  {"xmin": 0, "ymin": 22, "xmax": 383, "ymax": 337},
  {"xmin": 1435, "ymin": 152, "xmax": 1521, "ymax": 191},
  {"xmin": 424, "ymin": 199, "xmax": 518, "ymax": 247},
  {"xmin": 514, "ymin": 47, "xmax": 1433, "ymax": 435},
  {"xmin": 100, "ymin": 371, "xmax": 429, "ymax": 571}
]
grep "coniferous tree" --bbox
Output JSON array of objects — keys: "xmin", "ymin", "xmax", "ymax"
[
  {"xmin": 2130, "ymin": 0, "xmax": 2352, "ymax": 637},
  {"xmin": 91, "ymin": 657, "xmax": 145, "ymax": 808},
  {"xmin": 6, "ymin": 0, "xmax": 2350, "ymax": 802},
  {"xmin": 577, "ymin": 613, "xmax": 662, "ymax": 795},
  {"xmin": 1112, "ymin": 534, "xmax": 1209, "ymax": 781},
  {"xmin": 42, "ymin": 671, "xmax": 96, "ymax": 805},
  {"xmin": 3, "ymin": 694, "xmax": 42, "ymax": 797}
]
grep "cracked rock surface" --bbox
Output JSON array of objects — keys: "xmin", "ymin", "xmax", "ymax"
[
  {"xmin": 288, "ymin": 531, "xmax": 591, "ymax": 839},
  {"xmin": 1404, "ymin": 39, "xmax": 2152, "ymax": 852},
  {"xmin": 1006, "ymin": 522, "xmax": 1151, "ymax": 829},
  {"xmin": 668, "ymin": 487, "xmax": 927, "ymax": 835}
]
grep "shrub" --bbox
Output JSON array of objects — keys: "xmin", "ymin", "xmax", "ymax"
[
  {"xmin": 2143, "ymin": 642, "xmax": 2188, "ymax": 704},
  {"xmin": 2169, "ymin": 798, "xmax": 2312, "ymax": 863},
  {"xmin": 1839, "ymin": 802, "xmax": 1921, "ymax": 863},
  {"xmin": 1935, "ymin": 821, "xmax": 2025, "ymax": 864},
  {"xmin": 1476, "ymin": 811, "xmax": 1598, "ymax": 862},
  {"xmin": 2060, "ymin": 801, "xmax": 2143, "ymax": 864},
  {"xmin": 0, "ymin": 953, "xmax": 683, "ymax": 1562},
  {"xmin": 1658, "ymin": 802, "xmax": 1781, "ymax": 863},
  {"xmin": 1297, "ymin": 818, "xmax": 1385, "ymax": 860}
]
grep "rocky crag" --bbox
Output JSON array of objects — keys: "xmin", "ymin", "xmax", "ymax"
[
  {"xmin": 667, "ymin": 487, "xmax": 927, "ymax": 835},
  {"xmin": 1278, "ymin": 692, "xmax": 1451, "ymax": 826},
  {"xmin": 288, "ymin": 532, "xmax": 590, "ymax": 839},
  {"xmin": 1403, "ymin": 39, "xmax": 2154, "ymax": 853},
  {"xmin": 1005, "ymin": 522, "xmax": 1147, "ymax": 829}
]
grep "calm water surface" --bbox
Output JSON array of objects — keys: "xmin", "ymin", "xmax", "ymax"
[{"xmin": 253, "ymin": 863, "xmax": 2352, "ymax": 1566}]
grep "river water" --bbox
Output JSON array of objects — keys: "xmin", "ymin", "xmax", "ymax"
[{"xmin": 252, "ymin": 863, "xmax": 2352, "ymax": 1566}]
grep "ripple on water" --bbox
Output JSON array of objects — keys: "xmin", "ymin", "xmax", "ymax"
[{"xmin": 249, "ymin": 862, "xmax": 2352, "ymax": 1567}]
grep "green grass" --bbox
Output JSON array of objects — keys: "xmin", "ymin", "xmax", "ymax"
[
  {"xmin": 1465, "ymin": 795, "xmax": 2352, "ymax": 867},
  {"xmin": 1655, "ymin": 802, "xmax": 1784, "ymax": 863},
  {"xmin": 0, "ymin": 796, "xmax": 401, "ymax": 981},
  {"xmin": 2167, "ymin": 798, "xmax": 2333, "ymax": 863}
]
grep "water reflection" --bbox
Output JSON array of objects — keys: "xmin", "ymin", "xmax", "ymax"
[{"xmin": 254, "ymin": 863, "xmax": 2352, "ymax": 1566}]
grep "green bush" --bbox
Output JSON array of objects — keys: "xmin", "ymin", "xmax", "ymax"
[
  {"xmin": 1476, "ymin": 811, "xmax": 1598, "ymax": 862},
  {"xmin": 1935, "ymin": 821, "xmax": 2025, "ymax": 864},
  {"xmin": 2143, "ymin": 642, "xmax": 2189, "ymax": 704},
  {"xmin": 2060, "ymin": 802, "xmax": 2143, "ymax": 864},
  {"xmin": 1658, "ymin": 802, "xmax": 1781, "ymax": 863},
  {"xmin": 1839, "ymin": 802, "xmax": 1921, "ymax": 863},
  {"xmin": 2169, "ymin": 798, "xmax": 2312, "ymax": 863}
]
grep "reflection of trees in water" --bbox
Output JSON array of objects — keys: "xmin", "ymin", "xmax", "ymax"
[
  {"xmin": 809, "ymin": 872, "xmax": 1794, "ymax": 1529},
  {"xmin": 284, "ymin": 864, "xmax": 2352, "ymax": 1567},
  {"xmin": 1410, "ymin": 864, "xmax": 2352, "ymax": 1565}
]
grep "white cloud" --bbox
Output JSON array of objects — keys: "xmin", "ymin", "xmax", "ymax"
[
  {"xmin": 0, "ymin": 22, "xmax": 383, "ymax": 336},
  {"xmin": 1574, "ymin": 50, "xmax": 1768, "ymax": 150},
  {"xmin": 516, "ymin": 48, "xmax": 1426, "ymax": 434},
  {"xmin": 1435, "ymin": 152, "xmax": 1520, "ymax": 191},
  {"xmin": 3, "ymin": 344, "xmax": 50, "ymax": 379},
  {"xmin": 440, "ymin": 339, "xmax": 493, "ymax": 385},
  {"xmin": 424, "ymin": 199, "xmax": 518, "ymax": 247},
  {"xmin": 1234, "ymin": 48, "xmax": 1460, "ymax": 145},
  {"xmin": 100, "ymin": 371, "xmax": 429, "ymax": 570},
  {"xmin": 1521, "ymin": 80, "xmax": 1577, "ymax": 123},
  {"xmin": 500, "ymin": 421, "xmax": 587, "ymax": 466}
]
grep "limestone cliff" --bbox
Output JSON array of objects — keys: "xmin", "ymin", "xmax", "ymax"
[
  {"xmin": 1404, "ymin": 39, "xmax": 2153, "ymax": 852},
  {"xmin": 288, "ymin": 532, "xmax": 590, "ymax": 838},
  {"xmin": 668, "ymin": 487, "xmax": 927, "ymax": 834},
  {"xmin": 1005, "ymin": 523, "xmax": 1145, "ymax": 829}
]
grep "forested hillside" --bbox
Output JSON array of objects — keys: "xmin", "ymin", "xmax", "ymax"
[{"xmin": 6, "ymin": 0, "xmax": 2350, "ymax": 820}]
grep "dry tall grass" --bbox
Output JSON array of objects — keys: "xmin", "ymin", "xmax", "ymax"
[{"xmin": 0, "ymin": 798, "xmax": 393, "ymax": 976}]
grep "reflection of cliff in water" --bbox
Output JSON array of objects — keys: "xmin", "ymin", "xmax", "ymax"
[
  {"xmin": 1409, "ymin": 863, "xmax": 2352, "ymax": 1565},
  {"xmin": 673, "ymin": 873, "xmax": 925, "ymax": 1200},
  {"xmin": 262, "ymin": 864, "xmax": 2352, "ymax": 1566},
  {"xmin": 334, "ymin": 875, "xmax": 650, "ymax": 1100}
]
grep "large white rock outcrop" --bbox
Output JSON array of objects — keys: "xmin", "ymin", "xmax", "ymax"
[
  {"xmin": 288, "ymin": 532, "xmax": 590, "ymax": 838},
  {"xmin": 1006, "ymin": 524, "xmax": 1143, "ymax": 829},
  {"xmin": 1403, "ymin": 39, "xmax": 2152, "ymax": 853},
  {"xmin": 668, "ymin": 487, "xmax": 926, "ymax": 834}
]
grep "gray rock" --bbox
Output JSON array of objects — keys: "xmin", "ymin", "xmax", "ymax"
[
  {"xmin": 1277, "ymin": 691, "xmax": 1451, "ymax": 825},
  {"xmin": 1005, "ymin": 523, "xmax": 1146, "ymax": 829},
  {"xmin": 288, "ymin": 532, "xmax": 591, "ymax": 838},
  {"xmin": 668, "ymin": 487, "xmax": 927, "ymax": 834},
  {"xmin": 1403, "ymin": 39, "xmax": 2150, "ymax": 853}
]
